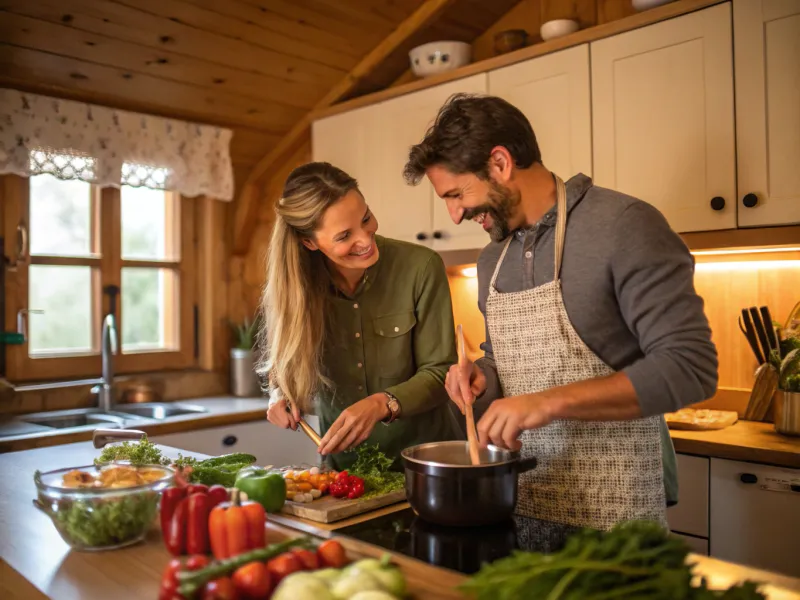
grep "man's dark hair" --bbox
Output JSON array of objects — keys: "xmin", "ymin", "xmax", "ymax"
[{"xmin": 403, "ymin": 93, "xmax": 542, "ymax": 185}]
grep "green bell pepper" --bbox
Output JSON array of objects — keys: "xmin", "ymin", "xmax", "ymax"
[{"xmin": 234, "ymin": 466, "xmax": 287, "ymax": 513}]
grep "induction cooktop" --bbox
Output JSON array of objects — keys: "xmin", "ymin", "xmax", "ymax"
[{"xmin": 334, "ymin": 507, "xmax": 581, "ymax": 575}]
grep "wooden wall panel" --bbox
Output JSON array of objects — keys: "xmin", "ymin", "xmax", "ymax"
[{"xmin": 597, "ymin": 0, "xmax": 638, "ymax": 24}]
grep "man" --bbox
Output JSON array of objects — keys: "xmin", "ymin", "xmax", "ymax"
[{"xmin": 403, "ymin": 94, "xmax": 718, "ymax": 530}]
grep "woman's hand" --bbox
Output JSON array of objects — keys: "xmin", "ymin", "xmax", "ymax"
[
  {"xmin": 266, "ymin": 397, "xmax": 300, "ymax": 431},
  {"xmin": 445, "ymin": 361, "xmax": 487, "ymax": 415},
  {"xmin": 318, "ymin": 394, "xmax": 390, "ymax": 456}
]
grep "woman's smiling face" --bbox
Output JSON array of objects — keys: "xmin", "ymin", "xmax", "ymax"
[{"xmin": 302, "ymin": 188, "xmax": 380, "ymax": 270}]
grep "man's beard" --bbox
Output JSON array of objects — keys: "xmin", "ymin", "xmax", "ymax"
[{"xmin": 463, "ymin": 180, "xmax": 521, "ymax": 243}]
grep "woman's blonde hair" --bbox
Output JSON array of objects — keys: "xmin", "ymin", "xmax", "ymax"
[{"xmin": 257, "ymin": 162, "xmax": 359, "ymax": 414}]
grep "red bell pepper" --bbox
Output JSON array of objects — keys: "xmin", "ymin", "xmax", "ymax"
[
  {"xmin": 207, "ymin": 485, "xmax": 229, "ymax": 509},
  {"xmin": 186, "ymin": 483, "xmax": 209, "ymax": 496},
  {"xmin": 161, "ymin": 487, "xmax": 187, "ymax": 535},
  {"xmin": 186, "ymin": 491, "xmax": 212, "ymax": 555},
  {"xmin": 165, "ymin": 497, "xmax": 188, "ymax": 556}
]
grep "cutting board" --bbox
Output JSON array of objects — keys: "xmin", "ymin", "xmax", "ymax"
[
  {"xmin": 665, "ymin": 408, "xmax": 739, "ymax": 431},
  {"xmin": 279, "ymin": 489, "xmax": 406, "ymax": 523}
]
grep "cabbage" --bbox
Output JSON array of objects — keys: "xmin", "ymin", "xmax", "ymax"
[
  {"xmin": 331, "ymin": 570, "xmax": 384, "ymax": 599},
  {"xmin": 272, "ymin": 572, "xmax": 336, "ymax": 600},
  {"xmin": 349, "ymin": 592, "xmax": 400, "ymax": 600}
]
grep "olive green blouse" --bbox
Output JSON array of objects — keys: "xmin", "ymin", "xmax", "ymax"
[{"xmin": 316, "ymin": 235, "xmax": 463, "ymax": 471}]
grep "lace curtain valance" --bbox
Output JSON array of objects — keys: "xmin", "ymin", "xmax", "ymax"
[{"xmin": 0, "ymin": 88, "xmax": 234, "ymax": 201}]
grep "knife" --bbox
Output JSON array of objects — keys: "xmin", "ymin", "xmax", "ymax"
[
  {"xmin": 749, "ymin": 307, "xmax": 773, "ymax": 365},
  {"xmin": 285, "ymin": 401, "xmax": 321, "ymax": 447},
  {"xmin": 760, "ymin": 306, "xmax": 780, "ymax": 355},
  {"xmin": 741, "ymin": 310, "xmax": 765, "ymax": 364}
]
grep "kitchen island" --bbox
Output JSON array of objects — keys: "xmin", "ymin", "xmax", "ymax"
[{"xmin": 2, "ymin": 442, "xmax": 799, "ymax": 600}]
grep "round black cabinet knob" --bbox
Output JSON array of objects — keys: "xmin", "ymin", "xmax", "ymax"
[
  {"xmin": 222, "ymin": 435, "xmax": 238, "ymax": 447},
  {"xmin": 432, "ymin": 231, "xmax": 443, "ymax": 239},
  {"xmin": 710, "ymin": 197, "xmax": 725, "ymax": 211},
  {"xmin": 415, "ymin": 232, "xmax": 428, "ymax": 241},
  {"xmin": 742, "ymin": 193, "xmax": 759, "ymax": 208},
  {"xmin": 740, "ymin": 473, "xmax": 758, "ymax": 484}
]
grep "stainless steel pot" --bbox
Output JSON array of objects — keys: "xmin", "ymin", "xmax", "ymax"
[
  {"xmin": 774, "ymin": 390, "xmax": 800, "ymax": 436},
  {"xmin": 401, "ymin": 441, "xmax": 538, "ymax": 527}
]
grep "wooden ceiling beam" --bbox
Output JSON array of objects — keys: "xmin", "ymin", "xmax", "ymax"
[{"xmin": 232, "ymin": 0, "xmax": 457, "ymax": 256}]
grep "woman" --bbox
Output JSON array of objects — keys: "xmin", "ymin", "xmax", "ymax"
[{"xmin": 260, "ymin": 161, "xmax": 462, "ymax": 471}]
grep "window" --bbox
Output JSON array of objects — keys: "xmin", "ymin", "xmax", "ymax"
[{"xmin": 2, "ymin": 156, "xmax": 196, "ymax": 382}]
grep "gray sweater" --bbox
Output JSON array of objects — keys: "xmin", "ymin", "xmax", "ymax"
[{"xmin": 473, "ymin": 173, "xmax": 718, "ymax": 421}]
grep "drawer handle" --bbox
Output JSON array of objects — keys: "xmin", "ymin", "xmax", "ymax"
[
  {"xmin": 223, "ymin": 435, "xmax": 238, "ymax": 447},
  {"xmin": 710, "ymin": 197, "xmax": 725, "ymax": 211},
  {"xmin": 415, "ymin": 232, "xmax": 428, "ymax": 241},
  {"xmin": 742, "ymin": 193, "xmax": 758, "ymax": 208},
  {"xmin": 740, "ymin": 473, "xmax": 758, "ymax": 484}
]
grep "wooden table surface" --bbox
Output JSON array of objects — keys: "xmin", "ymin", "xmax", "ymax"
[{"xmin": 2, "ymin": 442, "xmax": 799, "ymax": 600}]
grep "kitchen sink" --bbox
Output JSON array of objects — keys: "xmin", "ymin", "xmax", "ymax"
[
  {"xmin": 21, "ymin": 408, "xmax": 135, "ymax": 430},
  {"xmin": 112, "ymin": 402, "xmax": 208, "ymax": 420}
]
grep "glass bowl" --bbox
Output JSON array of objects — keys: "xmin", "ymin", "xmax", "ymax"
[{"xmin": 33, "ymin": 463, "xmax": 174, "ymax": 551}]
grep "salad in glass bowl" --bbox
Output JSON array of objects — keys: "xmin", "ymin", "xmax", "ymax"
[{"xmin": 33, "ymin": 462, "xmax": 174, "ymax": 551}]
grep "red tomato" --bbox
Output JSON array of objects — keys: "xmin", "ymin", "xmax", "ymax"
[
  {"xmin": 291, "ymin": 548, "xmax": 320, "ymax": 571},
  {"xmin": 232, "ymin": 561, "xmax": 272, "ymax": 599},
  {"xmin": 202, "ymin": 577, "xmax": 239, "ymax": 600},
  {"xmin": 186, "ymin": 555, "xmax": 211, "ymax": 571},
  {"xmin": 158, "ymin": 559, "xmax": 182, "ymax": 600},
  {"xmin": 317, "ymin": 540, "xmax": 348, "ymax": 569},
  {"xmin": 265, "ymin": 552, "xmax": 302, "ymax": 584}
]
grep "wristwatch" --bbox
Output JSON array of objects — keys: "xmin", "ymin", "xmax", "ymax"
[{"xmin": 381, "ymin": 392, "xmax": 401, "ymax": 425}]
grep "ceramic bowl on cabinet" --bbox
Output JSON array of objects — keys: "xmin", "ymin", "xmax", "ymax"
[
  {"xmin": 409, "ymin": 41, "xmax": 471, "ymax": 78},
  {"xmin": 540, "ymin": 19, "xmax": 580, "ymax": 41},
  {"xmin": 632, "ymin": 0, "xmax": 676, "ymax": 10}
]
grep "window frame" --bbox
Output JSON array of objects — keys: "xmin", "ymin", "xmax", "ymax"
[{"xmin": 2, "ymin": 174, "xmax": 197, "ymax": 382}]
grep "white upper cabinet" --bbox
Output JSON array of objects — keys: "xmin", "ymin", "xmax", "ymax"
[
  {"xmin": 488, "ymin": 44, "xmax": 592, "ymax": 182},
  {"xmin": 591, "ymin": 4, "xmax": 737, "ymax": 233},
  {"xmin": 374, "ymin": 74, "xmax": 488, "ymax": 251},
  {"xmin": 733, "ymin": 0, "xmax": 800, "ymax": 227},
  {"xmin": 311, "ymin": 103, "xmax": 381, "ymax": 211}
]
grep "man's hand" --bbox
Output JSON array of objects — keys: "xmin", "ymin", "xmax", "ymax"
[
  {"xmin": 318, "ymin": 394, "xmax": 390, "ymax": 456},
  {"xmin": 445, "ymin": 360, "xmax": 487, "ymax": 414},
  {"xmin": 477, "ymin": 393, "xmax": 557, "ymax": 450},
  {"xmin": 266, "ymin": 397, "xmax": 300, "ymax": 431}
]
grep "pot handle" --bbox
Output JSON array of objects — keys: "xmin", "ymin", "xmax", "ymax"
[{"xmin": 515, "ymin": 456, "xmax": 538, "ymax": 474}]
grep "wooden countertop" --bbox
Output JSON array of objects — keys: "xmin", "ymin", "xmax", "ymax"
[
  {"xmin": 670, "ymin": 420, "xmax": 800, "ymax": 469},
  {"xmin": 2, "ymin": 442, "xmax": 800, "ymax": 599},
  {"xmin": 0, "ymin": 397, "xmax": 271, "ymax": 453}
]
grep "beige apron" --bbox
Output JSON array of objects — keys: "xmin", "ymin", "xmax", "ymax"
[{"xmin": 485, "ymin": 174, "xmax": 667, "ymax": 531}]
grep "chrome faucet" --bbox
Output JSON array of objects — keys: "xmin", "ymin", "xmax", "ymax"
[{"xmin": 93, "ymin": 313, "xmax": 118, "ymax": 413}]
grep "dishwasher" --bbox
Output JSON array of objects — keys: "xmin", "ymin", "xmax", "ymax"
[{"xmin": 709, "ymin": 458, "xmax": 800, "ymax": 578}]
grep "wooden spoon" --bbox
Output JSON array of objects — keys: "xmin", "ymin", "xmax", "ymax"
[{"xmin": 457, "ymin": 324, "xmax": 481, "ymax": 466}]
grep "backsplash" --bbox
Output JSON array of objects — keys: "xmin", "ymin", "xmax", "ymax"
[{"xmin": 447, "ymin": 248, "xmax": 800, "ymax": 412}]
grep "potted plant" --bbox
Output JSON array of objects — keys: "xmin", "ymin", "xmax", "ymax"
[
  {"xmin": 229, "ymin": 315, "xmax": 262, "ymax": 397},
  {"xmin": 772, "ymin": 330, "xmax": 800, "ymax": 437}
]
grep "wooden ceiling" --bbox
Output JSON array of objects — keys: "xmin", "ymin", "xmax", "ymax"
[{"xmin": 0, "ymin": 0, "xmax": 519, "ymax": 199}]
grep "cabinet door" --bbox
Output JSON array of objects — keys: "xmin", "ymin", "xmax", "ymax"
[
  {"xmin": 709, "ymin": 458, "xmax": 800, "ymax": 578},
  {"xmin": 734, "ymin": 0, "xmax": 800, "ymax": 226},
  {"xmin": 667, "ymin": 454, "xmax": 709, "ymax": 538},
  {"xmin": 488, "ymin": 45, "xmax": 592, "ymax": 181},
  {"xmin": 375, "ymin": 74, "xmax": 487, "ymax": 248},
  {"xmin": 591, "ymin": 4, "xmax": 736, "ymax": 233},
  {"xmin": 312, "ymin": 104, "xmax": 381, "ymax": 212},
  {"xmin": 671, "ymin": 533, "xmax": 709, "ymax": 556}
]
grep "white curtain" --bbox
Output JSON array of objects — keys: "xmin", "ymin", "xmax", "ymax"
[{"xmin": 0, "ymin": 88, "xmax": 234, "ymax": 201}]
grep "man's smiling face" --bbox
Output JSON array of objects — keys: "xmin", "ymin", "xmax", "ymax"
[{"xmin": 426, "ymin": 164, "xmax": 522, "ymax": 243}]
